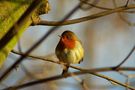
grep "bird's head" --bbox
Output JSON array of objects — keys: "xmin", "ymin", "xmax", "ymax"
[{"xmin": 59, "ymin": 31, "xmax": 78, "ymax": 49}]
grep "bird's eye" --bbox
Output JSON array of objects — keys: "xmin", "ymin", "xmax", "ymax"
[{"xmin": 66, "ymin": 35, "xmax": 72, "ymax": 40}]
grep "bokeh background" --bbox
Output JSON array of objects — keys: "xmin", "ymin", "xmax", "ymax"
[{"xmin": 1, "ymin": 0, "xmax": 135, "ymax": 90}]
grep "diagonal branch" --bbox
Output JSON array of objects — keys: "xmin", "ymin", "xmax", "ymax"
[
  {"xmin": 35, "ymin": 4, "xmax": 135, "ymax": 26},
  {"xmin": 125, "ymin": 0, "xmax": 130, "ymax": 7},
  {"xmin": 2, "ymin": 71, "xmax": 135, "ymax": 90},
  {"xmin": 114, "ymin": 45, "xmax": 135, "ymax": 69}
]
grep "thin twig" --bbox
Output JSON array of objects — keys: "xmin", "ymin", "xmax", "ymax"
[
  {"xmin": 69, "ymin": 73, "xmax": 90, "ymax": 90},
  {"xmin": 113, "ymin": 0, "xmax": 135, "ymax": 26},
  {"xmin": 81, "ymin": 80, "xmax": 89, "ymax": 90},
  {"xmin": 117, "ymin": 71, "xmax": 129, "ymax": 90},
  {"xmin": 125, "ymin": 0, "xmax": 130, "ymax": 7},
  {"xmin": 80, "ymin": 0, "xmax": 101, "ymax": 10},
  {"xmin": 115, "ymin": 45, "xmax": 135, "ymax": 69},
  {"xmin": 80, "ymin": 0, "xmax": 112, "ymax": 10}
]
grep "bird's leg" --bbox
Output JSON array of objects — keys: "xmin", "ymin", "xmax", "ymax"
[{"xmin": 62, "ymin": 63, "xmax": 70, "ymax": 77}]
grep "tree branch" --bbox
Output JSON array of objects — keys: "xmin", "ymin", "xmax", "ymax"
[
  {"xmin": 80, "ymin": 0, "xmax": 112, "ymax": 10},
  {"xmin": 35, "ymin": 4, "xmax": 135, "ymax": 26},
  {"xmin": 2, "ymin": 71, "xmax": 135, "ymax": 90},
  {"xmin": 112, "ymin": 0, "xmax": 135, "ymax": 26},
  {"xmin": 125, "ymin": 0, "xmax": 130, "ymax": 7},
  {"xmin": 114, "ymin": 45, "xmax": 135, "ymax": 69}
]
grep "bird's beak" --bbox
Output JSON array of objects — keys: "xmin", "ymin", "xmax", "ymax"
[{"xmin": 58, "ymin": 35, "xmax": 61, "ymax": 38}]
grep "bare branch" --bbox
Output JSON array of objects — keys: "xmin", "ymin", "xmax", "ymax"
[
  {"xmin": 113, "ymin": 0, "xmax": 135, "ymax": 26},
  {"xmin": 36, "ymin": 4, "xmax": 135, "ymax": 26},
  {"xmin": 115, "ymin": 44, "xmax": 135, "ymax": 69},
  {"xmin": 2, "ymin": 71, "xmax": 135, "ymax": 90},
  {"xmin": 125, "ymin": 0, "xmax": 130, "ymax": 7},
  {"xmin": 80, "ymin": 0, "xmax": 112, "ymax": 10},
  {"xmin": 81, "ymin": 80, "xmax": 90, "ymax": 90}
]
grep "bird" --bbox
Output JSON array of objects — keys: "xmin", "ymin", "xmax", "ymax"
[{"xmin": 55, "ymin": 30, "xmax": 84, "ymax": 75}]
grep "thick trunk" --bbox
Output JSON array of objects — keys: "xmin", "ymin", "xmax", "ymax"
[{"xmin": 0, "ymin": 0, "xmax": 50, "ymax": 68}]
